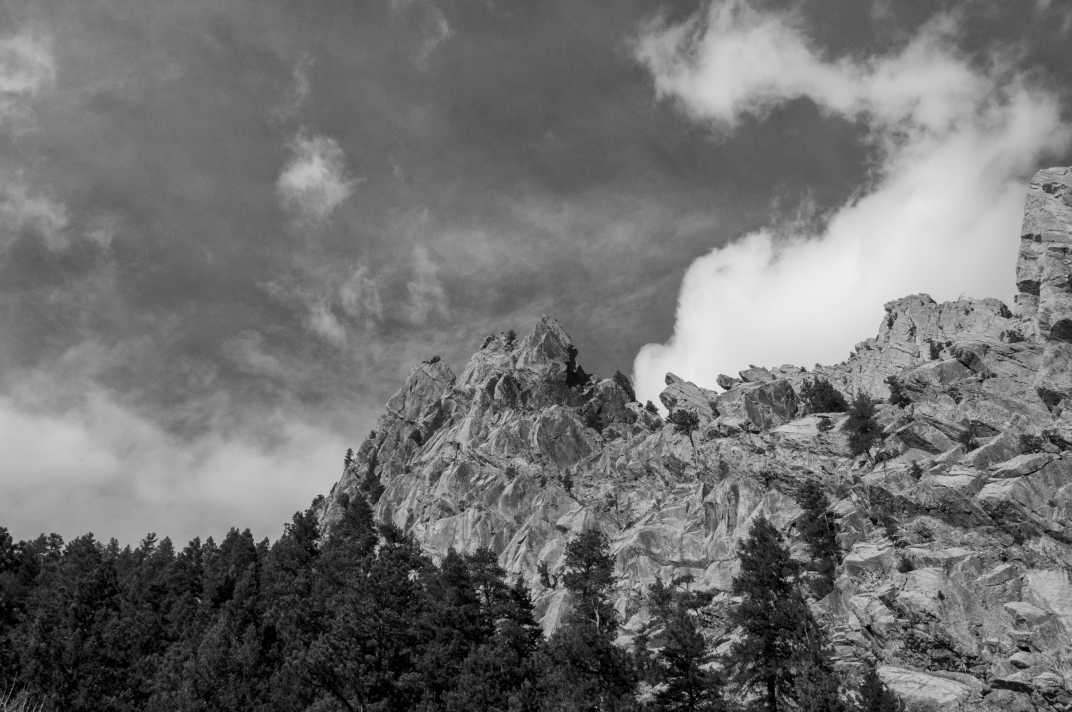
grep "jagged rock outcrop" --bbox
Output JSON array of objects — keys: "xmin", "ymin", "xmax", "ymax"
[
  {"xmin": 321, "ymin": 168, "xmax": 1072, "ymax": 712},
  {"xmin": 1019, "ymin": 167, "xmax": 1072, "ymax": 410}
]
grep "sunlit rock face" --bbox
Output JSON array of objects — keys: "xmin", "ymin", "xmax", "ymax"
[
  {"xmin": 321, "ymin": 168, "xmax": 1072, "ymax": 712},
  {"xmin": 1018, "ymin": 167, "xmax": 1072, "ymax": 414}
]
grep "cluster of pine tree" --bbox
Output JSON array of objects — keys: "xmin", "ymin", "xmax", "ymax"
[{"xmin": 0, "ymin": 493, "xmax": 900, "ymax": 711}]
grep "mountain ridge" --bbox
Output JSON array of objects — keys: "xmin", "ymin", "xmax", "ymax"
[{"xmin": 320, "ymin": 166, "xmax": 1072, "ymax": 712}]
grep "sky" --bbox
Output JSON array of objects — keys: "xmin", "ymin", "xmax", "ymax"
[{"xmin": 0, "ymin": 0, "xmax": 1070, "ymax": 545}]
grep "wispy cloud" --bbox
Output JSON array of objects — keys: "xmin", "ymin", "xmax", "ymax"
[
  {"xmin": 274, "ymin": 53, "xmax": 314, "ymax": 121},
  {"xmin": 406, "ymin": 244, "xmax": 449, "ymax": 325},
  {"xmin": 222, "ymin": 331, "xmax": 286, "ymax": 379},
  {"xmin": 339, "ymin": 262, "xmax": 384, "ymax": 323},
  {"xmin": 0, "ymin": 173, "xmax": 69, "ymax": 251},
  {"xmin": 633, "ymin": 1, "xmax": 1070, "ymax": 402},
  {"xmin": 277, "ymin": 133, "xmax": 357, "ymax": 224},
  {"xmin": 390, "ymin": 0, "xmax": 453, "ymax": 69},
  {"xmin": 0, "ymin": 32, "xmax": 54, "ymax": 134},
  {"xmin": 308, "ymin": 301, "xmax": 347, "ymax": 346}
]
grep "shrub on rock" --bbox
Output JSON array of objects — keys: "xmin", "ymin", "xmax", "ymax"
[{"xmin": 800, "ymin": 378, "xmax": 848, "ymax": 413}]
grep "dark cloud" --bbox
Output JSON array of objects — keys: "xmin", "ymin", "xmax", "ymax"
[{"xmin": 0, "ymin": 0, "xmax": 1069, "ymax": 542}]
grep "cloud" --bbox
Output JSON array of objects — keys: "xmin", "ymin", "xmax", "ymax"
[
  {"xmin": 406, "ymin": 244, "xmax": 449, "ymax": 325},
  {"xmin": 274, "ymin": 53, "xmax": 314, "ymax": 121},
  {"xmin": 308, "ymin": 301, "xmax": 347, "ymax": 346},
  {"xmin": 415, "ymin": 6, "xmax": 452, "ymax": 69},
  {"xmin": 277, "ymin": 133, "xmax": 357, "ymax": 223},
  {"xmin": 0, "ymin": 387, "xmax": 348, "ymax": 544},
  {"xmin": 0, "ymin": 33, "xmax": 65, "ymax": 250},
  {"xmin": 83, "ymin": 213, "xmax": 121, "ymax": 249},
  {"xmin": 0, "ymin": 32, "xmax": 54, "ymax": 133},
  {"xmin": 0, "ymin": 173, "xmax": 69, "ymax": 250},
  {"xmin": 339, "ymin": 262, "xmax": 384, "ymax": 322},
  {"xmin": 222, "ymin": 330, "xmax": 286, "ymax": 378},
  {"xmin": 390, "ymin": 0, "xmax": 453, "ymax": 69},
  {"xmin": 632, "ymin": 1, "xmax": 1071, "ymax": 403}
]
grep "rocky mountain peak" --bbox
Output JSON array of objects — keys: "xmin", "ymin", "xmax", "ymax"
[
  {"xmin": 456, "ymin": 314, "xmax": 585, "ymax": 396},
  {"xmin": 322, "ymin": 168, "xmax": 1072, "ymax": 712}
]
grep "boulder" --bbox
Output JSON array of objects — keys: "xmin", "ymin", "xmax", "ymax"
[
  {"xmin": 878, "ymin": 666, "xmax": 978, "ymax": 710},
  {"xmin": 738, "ymin": 365, "xmax": 774, "ymax": 383},
  {"xmin": 660, "ymin": 373, "xmax": 718, "ymax": 418},
  {"xmin": 715, "ymin": 379, "xmax": 799, "ymax": 431},
  {"xmin": 716, "ymin": 373, "xmax": 741, "ymax": 390}
]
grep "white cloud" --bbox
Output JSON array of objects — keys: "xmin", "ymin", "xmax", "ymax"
[
  {"xmin": 0, "ymin": 386, "xmax": 347, "ymax": 542},
  {"xmin": 406, "ymin": 244, "xmax": 449, "ymax": 325},
  {"xmin": 0, "ymin": 34, "xmax": 70, "ymax": 251},
  {"xmin": 308, "ymin": 301, "xmax": 347, "ymax": 346},
  {"xmin": 277, "ymin": 133, "xmax": 356, "ymax": 223},
  {"xmin": 0, "ymin": 32, "xmax": 54, "ymax": 133},
  {"xmin": 632, "ymin": 1, "xmax": 1070, "ymax": 403},
  {"xmin": 0, "ymin": 174, "xmax": 69, "ymax": 250},
  {"xmin": 0, "ymin": 384, "xmax": 349, "ymax": 545}
]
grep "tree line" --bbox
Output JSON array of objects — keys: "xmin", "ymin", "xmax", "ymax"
[{"xmin": 0, "ymin": 487, "xmax": 901, "ymax": 711}]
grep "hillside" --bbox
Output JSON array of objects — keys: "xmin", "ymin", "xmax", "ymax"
[{"xmin": 320, "ymin": 167, "xmax": 1072, "ymax": 712}]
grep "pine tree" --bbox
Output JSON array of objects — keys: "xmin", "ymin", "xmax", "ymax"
[
  {"xmin": 795, "ymin": 481, "xmax": 841, "ymax": 598},
  {"xmin": 800, "ymin": 379, "xmax": 848, "ymax": 413},
  {"xmin": 846, "ymin": 393, "xmax": 881, "ymax": 456},
  {"xmin": 728, "ymin": 516, "xmax": 841, "ymax": 712},
  {"xmin": 540, "ymin": 529, "xmax": 637, "ymax": 711},
  {"xmin": 857, "ymin": 665, "xmax": 903, "ymax": 712},
  {"xmin": 644, "ymin": 577, "xmax": 725, "ymax": 712},
  {"xmin": 445, "ymin": 575, "xmax": 544, "ymax": 712},
  {"xmin": 14, "ymin": 534, "xmax": 123, "ymax": 711},
  {"xmin": 669, "ymin": 410, "xmax": 700, "ymax": 447},
  {"xmin": 415, "ymin": 549, "xmax": 490, "ymax": 708}
]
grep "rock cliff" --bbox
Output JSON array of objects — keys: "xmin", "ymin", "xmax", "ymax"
[{"xmin": 321, "ymin": 167, "xmax": 1072, "ymax": 712}]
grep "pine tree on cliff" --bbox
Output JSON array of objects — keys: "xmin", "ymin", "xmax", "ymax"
[
  {"xmin": 540, "ymin": 529, "xmax": 637, "ymax": 711},
  {"xmin": 644, "ymin": 576, "xmax": 725, "ymax": 712},
  {"xmin": 857, "ymin": 665, "xmax": 903, "ymax": 712},
  {"xmin": 846, "ymin": 393, "xmax": 881, "ymax": 456},
  {"xmin": 799, "ymin": 378, "xmax": 848, "ymax": 413},
  {"xmin": 795, "ymin": 481, "xmax": 841, "ymax": 598},
  {"xmin": 728, "ymin": 516, "xmax": 842, "ymax": 712}
]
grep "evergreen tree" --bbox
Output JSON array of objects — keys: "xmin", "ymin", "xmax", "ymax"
[
  {"xmin": 414, "ymin": 549, "xmax": 491, "ymax": 709},
  {"xmin": 669, "ymin": 410, "xmax": 700, "ymax": 447},
  {"xmin": 445, "ymin": 575, "xmax": 544, "ymax": 712},
  {"xmin": 857, "ymin": 665, "xmax": 903, "ymax": 712},
  {"xmin": 846, "ymin": 393, "xmax": 881, "ymax": 456},
  {"xmin": 0, "ymin": 527, "xmax": 39, "ymax": 673},
  {"xmin": 728, "ymin": 517, "xmax": 840, "ymax": 712},
  {"xmin": 644, "ymin": 577, "xmax": 724, "ymax": 712},
  {"xmin": 14, "ymin": 534, "xmax": 124, "ymax": 711},
  {"xmin": 540, "ymin": 530, "xmax": 637, "ymax": 711},
  {"xmin": 795, "ymin": 481, "xmax": 841, "ymax": 598},
  {"xmin": 800, "ymin": 379, "xmax": 848, "ymax": 413}
]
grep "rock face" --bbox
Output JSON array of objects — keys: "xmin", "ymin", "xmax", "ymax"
[
  {"xmin": 320, "ymin": 168, "xmax": 1072, "ymax": 712},
  {"xmin": 1018, "ymin": 167, "xmax": 1072, "ymax": 409}
]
